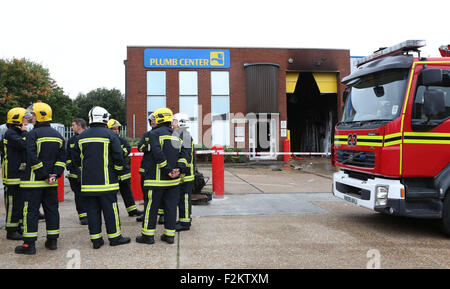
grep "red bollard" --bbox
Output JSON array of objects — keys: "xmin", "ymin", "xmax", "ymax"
[
  {"xmin": 130, "ymin": 146, "xmax": 143, "ymax": 201},
  {"xmin": 57, "ymin": 173, "xmax": 64, "ymax": 202},
  {"xmin": 212, "ymin": 145, "xmax": 224, "ymax": 198},
  {"xmin": 283, "ymin": 139, "xmax": 290, "ymax": 163}
]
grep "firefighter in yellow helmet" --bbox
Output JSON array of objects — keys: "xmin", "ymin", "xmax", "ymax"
[
  {"xmin": 136, "ymin": 107, "xmax": 187, "ymax": 245},
  {"xmin": 1, "ymin": 108, "xmax": 29, "ymax": 240},
  {"xmin": 107, "ymin": 118, "xmax": 143, "ymax": 217},
  {"xmin": 15, "ymin": 102, "xmax": 66, "ymax": 255}
]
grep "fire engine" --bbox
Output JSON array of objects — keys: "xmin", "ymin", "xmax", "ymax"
[{"xmin": 332, "ymin": 40, "xmax": 450, "ymax": 235}]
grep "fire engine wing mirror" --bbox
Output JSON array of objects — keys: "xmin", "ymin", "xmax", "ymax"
[
  {"xmin": 422, "ymin": 68, "xmax": 443, "ymax": 86},
  {"xmin": 423, "ymin": 89, "xmax": 446, "ymax": 117}
]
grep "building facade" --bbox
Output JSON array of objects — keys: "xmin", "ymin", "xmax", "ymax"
[{"xmin": 125, "ymin": 46, "xmax": 350, "ymax": 159}]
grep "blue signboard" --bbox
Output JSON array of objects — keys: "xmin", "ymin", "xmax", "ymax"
[{"xmin": 144, "ymin": 48, "xmax": 230, "ymax": 69}]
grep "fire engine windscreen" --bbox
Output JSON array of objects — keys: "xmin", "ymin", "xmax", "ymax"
[{"xmin": 341, "ymin": 70, "xmax": 409, "ymax": 122}]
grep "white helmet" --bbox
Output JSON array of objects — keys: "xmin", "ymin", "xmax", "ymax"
[
  {"xmin": 173, "ymin": 113, "xmax": 190, "ymax": 128},
  {"xmin": 88, "ymin": 106, "xmax": 110, "ymax": 124}
]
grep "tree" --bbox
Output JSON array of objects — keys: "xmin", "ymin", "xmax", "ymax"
[
  {"xmin": 0, "ymin": 58, "xmax": 74, "ymax": 125},
  {"xmin": 47, "ymin": 85, "xmax": 77, "ymax": 126},
  {"xmin": 74, "ymin": 88, "xmax": 126, "ymax": 125}
]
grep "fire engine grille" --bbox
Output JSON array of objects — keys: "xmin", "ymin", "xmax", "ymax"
[
  {"xmin": 335, "ymin": 182, "xmax": 371, "ymax": 200},
  {"xmin": 336, "ymin": 150, "xmax": 375, "ymax": 168}
]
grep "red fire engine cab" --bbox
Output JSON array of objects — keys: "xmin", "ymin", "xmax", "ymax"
[{"xmin": 332, "ymin": 40, "xmax": 450, "ymax": 235}]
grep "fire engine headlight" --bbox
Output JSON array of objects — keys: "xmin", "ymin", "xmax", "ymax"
[{"xmin": 375, "ymin": 185, "xmax": 389, "ymax": 206}]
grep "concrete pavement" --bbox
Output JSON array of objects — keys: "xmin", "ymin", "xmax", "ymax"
[{"xmin": 0, "ymin": 157, "xmax": 449, "ymax": 269}]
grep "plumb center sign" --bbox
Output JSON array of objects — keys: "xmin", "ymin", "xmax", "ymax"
[{"xmin": 144, "ymin": 48, "xmax": 230, "ymax": 68}]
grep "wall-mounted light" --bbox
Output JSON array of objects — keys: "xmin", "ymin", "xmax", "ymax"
[{"xmin": 288, "ymin": 58, "xmax": 294, "ymax": 64}]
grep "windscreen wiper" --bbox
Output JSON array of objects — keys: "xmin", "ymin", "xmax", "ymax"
[{"xmin": 362, "ymin": 119, "xmax": 392, "ymax": 123}]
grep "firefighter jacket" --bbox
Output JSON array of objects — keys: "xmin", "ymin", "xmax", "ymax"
[
  {"xmin": 66, "ymin": 133, "xmax": 80, "ymax": 180},
  {"xmin": 1, "ymin": 126, "xmax": 27, "ymax": 185},
  {"xmin": 142, "ymin": 123, "xmax": 187, "ymax": 188},
  {"xmin": 118, "ymin": 135, "xmax": 131, "ymax": 182},
  {"xmin": 72, "ymin": 123, "xmax": 124, "ymax": 195},
  {"xmin": 137, "ymin": 130, "xmax": 152, "ymax": 174},
  {"xmin": 174, "ymin": 129, "xmax": 195, "ymax": 183},
  {"xmin": 20, "ymin": 122, "xmax": 66, "ymax": 189}
]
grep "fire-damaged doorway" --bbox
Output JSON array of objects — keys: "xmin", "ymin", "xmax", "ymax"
[{"xmin": 286, "ymin": 72, "xmax": 338, "ymax": 153}]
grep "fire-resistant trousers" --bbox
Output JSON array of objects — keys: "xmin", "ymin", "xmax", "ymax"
[
  {"xmin": 4, "ymin": 184, "xmax": 23, "ymax": 233},
  {"xmin": 22, "ymin": 187, "xmax": 60, "ymax": 242},
  {"xmin": 81, "ymin": 192, "xmax": 122, "ymax": 241},
  {"xmin": 119, "ymin": 179, "xmax": 138, "ymax": 213},
  {"xmin": 69, "ymin": 178, "xmax": 87, "ymax": 220},
  {"xmin": 178, "ymin": 181, "xmax": 193, "ymax": 225},
  {"xmin": 141, "ymin": 186, "xmax": 179, "ymax": 237}
]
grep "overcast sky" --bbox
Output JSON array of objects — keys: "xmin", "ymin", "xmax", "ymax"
[{"xmin": 0, "ymin": 0, "xmax": 447, "ymax": 99}]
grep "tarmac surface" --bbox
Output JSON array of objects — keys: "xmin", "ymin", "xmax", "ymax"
[{"xmin": 0, "ymin": 157, "xmax": 449, "ymax": 269}]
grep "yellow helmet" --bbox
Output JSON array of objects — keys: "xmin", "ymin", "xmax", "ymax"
[
  {"xmin": 7, "ymin": 107, "xmax": 27, "ymax": 125},
  {"xmin": 107, "ymin": 119, "xmax": 122, "ymax": 129},
  {"xmin": 154, "ymin": 107, "xmax": 173, "ymax": 124},
  {"xmin": 30, "ymin": 102, "xmax": 52, "ymax": 122}
]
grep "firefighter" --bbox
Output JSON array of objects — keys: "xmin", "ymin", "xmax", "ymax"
[
  {"xmin": 1, "ymin": 108, "xmax": 29, "ymax": 240},
  {"xmin": 136, "ymin": 107, "xmax": 186, "ymax": 245},
  {"xmin": 15, "ymin": 102, "xmax": 66, "ymax": 255},
  {"xmin": 73, "ymin": 106, "xmax": 130, "ymax": 249},
  {"xmin": 66, "ymin": 118, "xmax": 88, "ymax": 225},
  {"xmin": 135, "ymin": 113, "xmax": 156, "ymax": 223},
  {"xmin": 107, "ymin": 118, "xmax": 143, "ymax": 217},
  {"xmin": 172, "ymin": 113, "xmax": 195, "ymax": 232}
]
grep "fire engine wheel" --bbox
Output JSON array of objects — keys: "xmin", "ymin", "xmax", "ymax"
[{"xmin": 441, "ymin": 192, "xmax": 450, "ymax": 237}]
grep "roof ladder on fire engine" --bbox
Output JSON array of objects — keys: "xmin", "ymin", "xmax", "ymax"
[{"xmin": 356, "ymin": 40, "xmax": 426, "ymax": 67}]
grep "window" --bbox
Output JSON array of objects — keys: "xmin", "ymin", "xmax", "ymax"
[
  {"xmin": 341, "ymin": 70, "xmax": 409, "ymax": 122},
  {"xmin": 147, "ymin": 71, "xmax": 166, "ymax": 131},
  {"xmin": 211, "ymin": 71, "xmax": 230, "ymax": 146},
  {"xmin": 179, "ymin": 71, "xmax": 198, "ymax": 143}
]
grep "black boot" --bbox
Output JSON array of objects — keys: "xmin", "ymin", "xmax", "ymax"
[
  {"xmin": 38, "ymin": 212, "xmax": 45, "ymax": 221},
  {"xmin": 79, "ymin": 217, "xmax": 89, "ymax": 225},
  {"xmin": 15, "ymin": 242, "xmax": 36, "ymax": 255},
  {"xmin": 158, "ymin": 215, "xmax": 165, "ymax": 225},
  {"xmin": 160, "ymin": 234, "xmax": 175, "ymax": 244},
  {"xmin": 128, "ymin": 209, "xmax": 144, "ymax": 217},
  {"xmin": 45, "ymin": 238, "xmax": 57, "ymax": 250},
  {"xmin": 175, "ymin": 222, "xmax": 191, "ymax": 232},
  {"xmin": 92, "ymin": 238, "xmax": 104, "ymax": 249},
  {"xmin": 109, "ymin": 236, "xmax": 131, "ymax": 246},
  {"xmin": 136, "ymin": 215, "xmax": 144, "ymax": 222},
  {"xmin": 136, "ymin": 235, "xmax": 155, "ymax": 244},
  {"xmin": 7, "ymin": 231, "xmax": 23, "ymax": 240}
]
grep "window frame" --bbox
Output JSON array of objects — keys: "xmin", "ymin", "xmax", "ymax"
[{"xmin": 147, "ymin": 71, "xmax": 167, "ymax": 131}]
